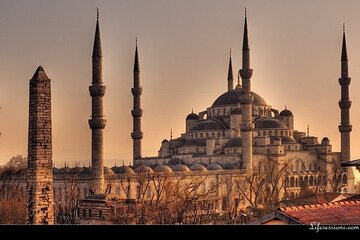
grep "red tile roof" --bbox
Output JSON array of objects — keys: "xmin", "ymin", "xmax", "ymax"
[{"xmin": 279, "ymin": 200, "xmax": 360, "ymax": 224}]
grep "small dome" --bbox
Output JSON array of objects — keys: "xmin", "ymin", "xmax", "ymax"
[
  {"xmin": 58, "ymin": 167, "xmax": 70, "ymax": 173},
  {"xmin": 207, "ymin": 163, "xmax": 223, "ymax": 171},
  {"xmin": 223, "ymin": 163, "xmax": 240, "ymax": 170},
  {"xmin": 111, "ymin": 166, "xmax": 135, "ymax": 174},
  {"xmin": 279, "ymin": 109, "xmax": 293, "ymax": 117},
  {"xmin": 104, "ymin": 167, "xmax": 115, "ymax": 176},
  {"xmin": 230, "ymin": 106, "xmax": 242, "ymax": 115},
  {"xmin": 69, "ymin": 166, "xmax": 82, "ymax": 173},
  {"xmin": 154, "ymin": 165, "xmax": 173, "ymax": 173},
  {"xmin": 162, "ymin": 139, "xmax": 169, "ymax": 143},
  {"xmin": 190, "ymin": 120, "xmax": 225, "ymax": 131},
  {"xmin": 135, "ymin": 165, "xmax": 154, "ymax": 174},
  {"xmin": 186, "ymin": 112, "xmax": 199, "ymax": 120},
  {"xmin": 172, "ymin": 164, "xmax": 190, "ymax": 172},
  {"xmin": 255, "ymin": 118, "xmax": 288, "ymax": 129},
  {"xmin": 80, "ymin": 167, "xmax": 93, "ymax": 176},
  {"xmin": 322, "ymin": 137, "xmax": 329, "ymax": 142},
  {"xmin": 190, "ymin": 163, "xmax": 208, "ymax": 172}
]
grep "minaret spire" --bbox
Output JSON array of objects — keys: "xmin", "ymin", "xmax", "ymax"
[
  {"xmin": 227, "ymin": 49, "xmax": 234, "ymax": 91},
  {"xmin": 131, "ymin": 39, "xmax": 143, "ymax": 160},
  {"xmin": 338, "ymin": 25, "xmax": 352, "ymax": 162},
  {"xmin": 239, "ymin": 9, "xmax": 253, "ymax": 170},
  {"xmin": 89, "ymin": 10, "xmax": 106, "ymax": 194}
]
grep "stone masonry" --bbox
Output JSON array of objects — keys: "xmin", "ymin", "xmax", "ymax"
[
  {"xmin": 26, "ymin": 66, "xmax": 54, "ymax": 224},
  {"xmin": 88, "ymin": 10, "xmax": 106, "ymax": 193}
]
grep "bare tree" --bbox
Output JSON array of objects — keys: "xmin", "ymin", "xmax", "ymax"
[
  {"xmin": 56, "ymin": 171, "xmax": 79, "ymax": 224},
  {"xmin": 0, "ymin": 156, "xmax": 27, "ymax": 224}
]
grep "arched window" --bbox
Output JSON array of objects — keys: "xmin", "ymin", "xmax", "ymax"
[
  {"xmin": 206, "ymin": 133, "xmax": 209, "ymax": 138},
  {"xmin": 299, "ymin": 176, "xmax": 304, "ymax": 187},
  {"xmin": 309, "ymin": 176, "xmax": 314, "ymax": 186},
  {"xmin": 263, "ymin": 131, "xmax": 266, "ymax": 136},
  {"xmin": 295, "ymin": 178, "xmax": 299, "ymax": 187},
  {"xmin": 290, "ymin": 177, "xmax": 294, "ymax": 187},
  {"xmin": 275, "ymin": 130, "xmax": 278, "ymax": 136},
  {"xmin": 342, "ymin": 174, "xmax": 348, "ymax": 184},
  {"xmin": 285, "ymin": 177, "xmax": 289, "ymax": 187},
  {"xmin": 195, "ymin": 133, "xmax": 198, "ymax": 139},
  {"xmin": 212, "ymin": 133, "xmax": 215, "ymax": 138},
  {"xmin": 200, "ymin": 133, "xmax": 203, "ymax": 138},
  {"xmin": 304, "ymin": 176, "xmax": 309, "ymax": 187},
  {"xmin": 280, "ymin": 130, "xmax": 283, "ymax": 136}
]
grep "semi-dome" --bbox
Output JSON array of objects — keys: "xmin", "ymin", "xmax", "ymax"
[
  {"xmin": 230, "ymin": 106, "xmax": 242, "ymax": 115},
  {"xmin": 111, "ymin": 166, "xmax": 135, "ymax": 174},
  {"xmin": 279, "ymin": 109, "xmax": 293, "ymax": 117},
  {"xmin": 255, "ymin": 118, "xmax": 288, "ymax": 129},
  {"xmin": 135, "ymin": 165, "xmax": 154, "ymax": 174},
  {"xmin": 212, "ymin": 88, "xmax": 267, "ymax": 107},
  {"xmin": 186, "ymin": 112, "xmax": 199, "ymax": 120},
  {"xmin": 154, "ymin": 165, "xmax": 173, "ymax": 174},
  {"xmin": 104, "ymin": 167, "xmax": 115, "ymax": 176},
  {"xmin": 190, "ymin": 120, "xmax": 226, "ymax": 131},
  {"xmin": 207, "ymin": 163, "xmax": 223, "ymax": 171},
  {"xmin": 172, "ymin": 164, "xmax": 190, "ymax": 172},
  {"xmin": 190, "ymin": 163, "xmax": 208, "ymax": 172},
  {"xmin": 69, "ymin": 166, "xmax": 82, "ymax": 173}
]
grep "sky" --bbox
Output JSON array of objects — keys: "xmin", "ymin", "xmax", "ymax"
[{"xmin": 1, "ymin": 0, "xmax": 360, "ymax": 170}]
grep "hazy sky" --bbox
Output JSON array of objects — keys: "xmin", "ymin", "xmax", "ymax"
[{"xmin": 1, "ymin": 0, "xmax": 360, "ymax": 168}]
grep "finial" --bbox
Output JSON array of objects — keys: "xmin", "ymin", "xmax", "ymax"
[
  {"xmin": 307, "ymin": 124, "xmax": 309, "ymax": 137},
  {"xmin": 136, "ymin": 37, "xmax": 138, "ymax": 47},
  {"xmin": 122, "ymin": 160, "xmax": 125, "ymax": 166},
  {"xmin": 245, "ymin": 7, "xmax": 247, "ymax": 18},
  {"xmin": 170, "ymin": 129, "xmax": 173, "ymax": 140},
  {"xmin": 192, "ymin": 108, "xmax": 194, "ymax": 114},
  {"xmin": 285, "ymin": 105, "xmax": 287, "ymax": 110},
  {"xmin": 96, "ymin": 8, "xmax": 99, "ymax": 20},
  {"xmin": 343, "ymin": 22, "xmax": 345, "ymax": 33},
  {"xmin": 230, "ymin": 48, "xmax": 232, "ymax": 58}
]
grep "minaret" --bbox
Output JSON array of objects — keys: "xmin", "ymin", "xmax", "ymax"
[
  {"xmin": 26, "ymin": 66, "xmax": 54, "ymax": 224},
  {"xmin": 338, "ymin": 25, "xmax": 352, "ymax": 162},
  {"xmin": 239, "ymin": 10, "xmax": 253, "ymax": 169},
  {"xmin": 227, "ymin": 49, "xmax": 234, "ymax": 91},
  {"xmin": 131, "ymin": 40, "xmax": 143, "ymax": 160},
  {"xmin": 88, "ymin": 9, "xmax": 106, "ymax": 193}
]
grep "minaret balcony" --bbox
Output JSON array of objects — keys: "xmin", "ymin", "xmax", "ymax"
[
  {"xmin": 131, "ymin": 131, "xmax": 143, "ymax": 139},
  {"xmin": 88, "ymin": 118, "xmax": 107, "ymax": 129},
  {"xmin": 89, "ymin": 85, "xmax": 106, "ymax": 97},
  {"xmin": 240, "ymin": 69, "xmax": 253, "ymax": 79},
  {"xmin": 338, "ymin": 125, "xmax": 352, "ymax": 133},
  {"xmin": 338, "ymin": 100, "xmax": 352, "ymax": 109},
  {"xmin": 131, "ymin": 109, "xmax": 143, "ymax": 117},
  {"xmin": 240, "ymin": 124, "xmax": 253, "ymax": 132},
  {"xmin": 338, "ymin": 77, "xmax": 351, "ymax": 86},
  {"xmin": 131, "ymin": 87, "xmax": 143, "ymax": 96}
]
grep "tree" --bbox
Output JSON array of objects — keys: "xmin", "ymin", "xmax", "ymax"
[{"xmin": 0, "ymin": 155, "xmax": 27, "ymax": 224}]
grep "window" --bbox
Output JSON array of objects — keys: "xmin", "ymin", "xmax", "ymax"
[
  {"xmin": 83, "ymin": 209, "xmax": 86, "ymax": 218},
  {"xmin": 99, "ymin": 210, "xmax": 103, "ymax": 219},
  {"xmin": 309, "ymin": 176, "xmax": 314, "ymax": 186},
  {"xmin": 342, "ymin": 174, "xmax": 347, "ymax": 184},
  {"xmin": 290, "ymin": 177, "xmax": 294, "ymax": 187},
  {"xmin": 89, "ymin": 209, "xmax": 92, "ymax": 218}
]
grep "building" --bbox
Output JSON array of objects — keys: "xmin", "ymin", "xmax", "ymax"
[{"xmin": 1, "ymin": 10, "xmax": 358, "ymax": 224}]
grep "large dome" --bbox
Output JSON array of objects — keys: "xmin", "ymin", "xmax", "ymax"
[{"xmin": 212, "ymin": 88, "xmax": 267, "ymax": 107}]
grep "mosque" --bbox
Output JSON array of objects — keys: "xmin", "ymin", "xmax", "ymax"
[{"xmin": 20, "ymin": 10, "xmax": 357, "ymax": 223}]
